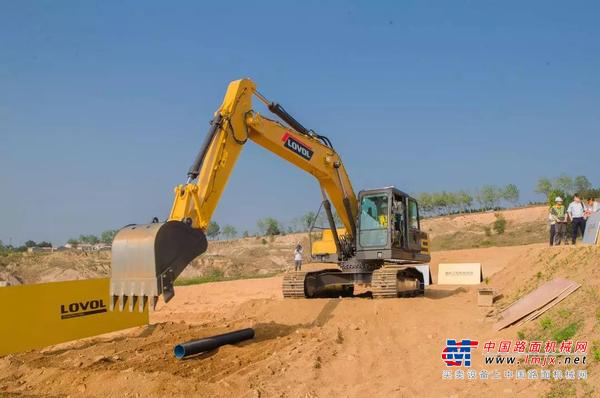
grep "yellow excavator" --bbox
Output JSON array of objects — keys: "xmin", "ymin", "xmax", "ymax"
[{"xmin": 110, "ymin": 79, "xmax": 431, "ymax": 312}]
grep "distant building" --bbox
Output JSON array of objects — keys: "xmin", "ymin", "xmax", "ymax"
[
  {"xmin": 93, "ymin": 243, "xmax": 111, "ymax": 251},
  {"xmin": 27, "ymin": 247, "xmax": 53, "ymax": 253},
  {"xmin": 76, "ymin": 243, "xmax": 94, "ymax": 252}
]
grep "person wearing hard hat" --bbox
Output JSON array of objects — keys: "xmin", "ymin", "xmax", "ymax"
[{"xmin": 549, "ymin": 197, "xmax": 567, "ymax": 245}]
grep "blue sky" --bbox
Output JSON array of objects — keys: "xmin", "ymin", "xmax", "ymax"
[{"xmin": 1, "ymin": 0, "xmax": 599, "ymax": 245}]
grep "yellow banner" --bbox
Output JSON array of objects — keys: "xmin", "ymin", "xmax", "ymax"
[{"xmin": 0, "ymin": 278, "xmax": 148, "ymax": 355}]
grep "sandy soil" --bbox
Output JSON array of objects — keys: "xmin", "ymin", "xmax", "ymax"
[
  {"xmin": 2, "ymin": 243, "xmax": 598, "ymax": 398},
  {"xmin": 421, "ymin": 206, "xmax": 548, "ymax": 239}
]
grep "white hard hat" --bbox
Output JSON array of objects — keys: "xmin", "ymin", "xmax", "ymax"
[{"xmin": 555, "ymin": 197, "xmax": 563, "ymax": 202}]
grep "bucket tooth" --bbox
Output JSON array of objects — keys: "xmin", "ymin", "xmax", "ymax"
[
  {"xmin": 129, "ymin": 295, "xmax": 138, "ymax": 312},
  {"xmin": 119, "ymin": 295, "xmax": 128, "ymax": 312},
  {"xmin": 139, "ymin": 295, "xmax": 148, "ymax": 313}
]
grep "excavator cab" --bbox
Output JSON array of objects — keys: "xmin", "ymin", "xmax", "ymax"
[
  {"xmin": 309, "ymin": 187, "xmax": 430, "ymax": 265},
  {"xmin": 356, "ymin": 187, "xmax": 430, "ymax": 263}
]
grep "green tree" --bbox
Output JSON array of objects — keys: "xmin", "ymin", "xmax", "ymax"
[
  {"xmin": 443, "ymin": 191, "xmax": 458, "ymax": 214},
  {"xmin": 257, "ymin": 217, "xmax": 281, "ymax": 236},
  {"xmin": 100, "ymin": 230, "xmax": 117, "ymax": 245},
  {"xmin": 535, "ymin": 178, "xmax": 553, "ymax": 198},
  {"xmin": 79, "ymin": 234, "xmax": 99, "ymax": 245},
  {"xmin": 502, "ymin": 184, "xmax": 520, "ymax": 206},
  {"xmin": 574, "ymin": 175, "xmax": 592, "ymax": 193},
  {"xmin": 457, "ymin": 190, "xmax": 473, "ymax": 212},
  {"xmin": 221, "ymin": 225, "xmax": 237, "ymax": 240},
  {"xmin": 242, "ymin": 230, "xmax": 249, "ymax": 238},
  {"xmin": 417, "ymin": 193, "xmax": 434, "ymax": 215},
  {"xmin": 431, "ymin": 192, "xmax": 447, "ymax": 214},
  {"xmin": 24, "ymin": 240, "xmax": 37, "ymax": 248},
  {"xmin": 554, "ymin": 174, "xmax": 574, "ymax": 195},
  {"xmin": 67, "ymin": 238, "xmax": 79, "ymax": 246},
  {"xmin": 36, "ymin": 241, "xmax": 52, "ymax": 248},
  {"xmin": 477, "ymin": 185, "xmax": 501, "ymax": 209},
  {"xmin": 301, "ymin": 211, "xmax": 317, "ymax": 231},
  {"xmin": 206, "ymin": 221, "xmax": 220, "ymax": 240}
]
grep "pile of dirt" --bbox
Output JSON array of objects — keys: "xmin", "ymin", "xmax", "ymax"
[
  {"xmin": 422, "ymin": 205, "xmax": 549, "ymax": 250},
  {"xmin": 0, "ymin": 251, "xmax": 111, "ymax": 285},
  {"xmin": 2, "ymin": 243, "xmax": 598, "ymax": 397},
  {"xmin": 181, "ymin": 234, "xmax": 310, "ymax": 280}
]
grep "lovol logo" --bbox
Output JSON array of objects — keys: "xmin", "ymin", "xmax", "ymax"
[
  {"xmin": 282, "ymin": 132, "xmax": 313, "ymax": 160},
  {"xmin": 60, "ymin": 299, "xmax": 107, "ymax": 319}
]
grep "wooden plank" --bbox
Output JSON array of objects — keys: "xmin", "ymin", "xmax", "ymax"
[
  {"xmin": 494, "ymin": 278, "xmax": 578, "ymax": 331},
  {"xmin": 518, "ymin": 284, "xmax": 580, "ymax": 325}
]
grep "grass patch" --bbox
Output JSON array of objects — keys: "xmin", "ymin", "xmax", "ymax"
[
  {"xmin": 552, "ymin": 322, "xmax": 580, "ymax": 343},
  {"xmin": 557, "ymin": 308, "xmax": 572, "ymax": 319},
  {"xmin": 175, "ymin": 271, "xmax": 280, "ymax": 286},
  {"xmin": 591, "ymin": 341, "xmax": 600, "ymax": 362},
  {"xmin": 545, "ymin": 382, "xmax": 577, "ymax": 398},
  {"xmin": 540, "ymin": 317, "xmax": 553, "ymax": 330},
  {"xmin": 493, "ymin": 212, "xmax": 506, "ymax": 235}
]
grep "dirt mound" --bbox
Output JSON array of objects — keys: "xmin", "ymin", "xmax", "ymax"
[
  {"xmin": 423, "ymin": 205, "xmax": 549, "ymax": 250},
  {"xmin": 0, "ymin": 251, "xmax": 111, "ymax": 285},
  {"xmin": 2, "ymin": 243, "xmax": 598, "ymax": 397}
]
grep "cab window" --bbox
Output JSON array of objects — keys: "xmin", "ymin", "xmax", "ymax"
[
  {"xmin": 359, "ymin": 194, "xmax": 389, "ymax": 247},
  {"xmin": 408, "ymin": 199, "xmax": 419, "ymax": 229}
]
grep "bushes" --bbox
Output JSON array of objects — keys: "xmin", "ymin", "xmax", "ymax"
[{"xmin": 493, "ymin": 213, "xmax": 506, "ymax": 235}]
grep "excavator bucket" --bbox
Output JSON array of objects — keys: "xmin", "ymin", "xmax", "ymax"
[{"xmin": 110, "ymin": 221, "xmax": 208, "ymax": 312}]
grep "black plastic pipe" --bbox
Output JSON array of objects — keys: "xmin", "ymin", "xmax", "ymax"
[{"xmin": 173, "ymin": 328, "xmax": 255, "ymax": 359}]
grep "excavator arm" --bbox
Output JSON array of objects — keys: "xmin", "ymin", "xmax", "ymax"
[{"xmin": 110, "ymin": 79, "xmax": 357, "ymax": 311}]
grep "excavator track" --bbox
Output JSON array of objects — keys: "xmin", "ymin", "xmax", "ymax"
[
  {"xmin": 371, "ymin": 265, "xmax": 424, "ymax": 299},
  {"xmin": 282, "ymin": 271, "xmax": 308, "ymax": 298}
]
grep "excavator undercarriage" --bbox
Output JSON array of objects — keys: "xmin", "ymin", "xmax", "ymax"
[{"xmin": 282, "ymin": 264, "xmax": 425, "ymax": 299}]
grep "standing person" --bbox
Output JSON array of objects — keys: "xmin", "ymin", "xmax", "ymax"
[
  {"xmin": 294, "ymin": 243, "xmax": 303, "ymax": 271},
  {"xmin": 584, "ymin": 198, "xmax": 594, "ymax": 220},
  {"xmin": 567, "ymin": 193, "xmax": 586, "ymax": 244},
  {"xmin": 549, "ymin": 197, "xmax": 567, "ymax": 245},
  {"xmin": 593, "ymin": 197, "xmax": 600, "ymax": 213}
]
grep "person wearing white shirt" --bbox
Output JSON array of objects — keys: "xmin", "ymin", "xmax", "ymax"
[
  {"xmin": 567, "ymin": 193, "xmax": 586, "ymax": 244},
  {"xmin": 294, "ymin": 244, "xmax": 303, "ymax": 271}
]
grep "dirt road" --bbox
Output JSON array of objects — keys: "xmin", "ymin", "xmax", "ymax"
[{"xmin": 1, "ymin": 243, "xmax": 598, "ymax": 397}]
